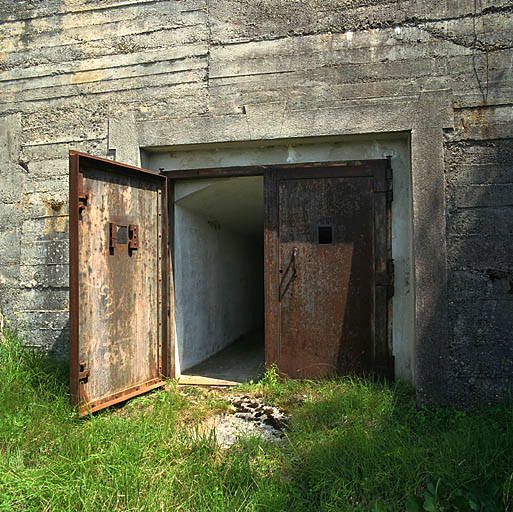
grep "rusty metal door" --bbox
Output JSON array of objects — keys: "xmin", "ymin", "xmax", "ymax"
[
  {"xmin": 265, "ymin": 161, "xmax": 393, "ymax": 379},
  {"xmin": 69, "ymin": 151, "xmax": 169, "ymax": 415}
]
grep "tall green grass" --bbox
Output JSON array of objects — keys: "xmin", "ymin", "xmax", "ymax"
[
  {"xmin": 0, "ymin": 326, "xmax": 512, "ymax": 511},
  {"xmin": 272, "ymin": 379, "xmax": 513, "ymax": 511}
]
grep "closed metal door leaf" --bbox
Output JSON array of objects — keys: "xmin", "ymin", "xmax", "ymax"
[{"xmin": 264, "ymin": 160, "xmax": 393, "ymax": 379}]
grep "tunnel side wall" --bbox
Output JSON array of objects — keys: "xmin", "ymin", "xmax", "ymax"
[{"xmin": 174, "ymin": 204, "xmax": 263, "ymax": 372}]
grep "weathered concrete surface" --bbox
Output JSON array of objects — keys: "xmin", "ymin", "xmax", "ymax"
[
  {"xmin": 445, "ymin": 139, "xmax": 513, "ymax": 404},
  {"xmin": 0, "ymin": 0, "xmax": 511, "ymax": 406}
]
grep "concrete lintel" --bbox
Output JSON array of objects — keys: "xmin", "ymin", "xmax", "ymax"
[
  {"xmin": 138, "ymin": 89, "xmax": 453, "ymax": 405},
  {"xmin": 138, "ymin": 92, "xmax": 453, "ymax": 148}
]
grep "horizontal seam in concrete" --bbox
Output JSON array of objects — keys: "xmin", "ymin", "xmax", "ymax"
[
  {"xmin": 1, "ymin": 62, "xmax": 207, "ymax": 92},
  {"xmin": 2, "ymin": 20, "xmax": 205, "ymax": 45},
  {"xmin": 447, "ymin": 233, "xmax": 513, "ymax": 238},
  {"xmin": 209, "ymin": 60, "xmax": 450, "ymax": 80},
  {"xmin": 23, "ymin": 136, "xmax": 105, "ymax": 147},
  {"xmin": 453, "ymin": 103, "xmax": 513, "ymax": 110},
  {"xmin": 454, "ymin": 204, "xmax": 513, "ymax": 210},
  {"xmin": 3, "ymin": 78, "xmax": 203, "ymax": 107},
  {"xmin": 446, "ymin": 136, "xmax": 513, "ymax": 144},
  {"xmin": 0, "ymin": 0, "xmax": 200, "ymax": 23},
  {"xmin": 26, "ymin": 215, "xmax": 68, "ymax": 220},
  {"xmin": 0, "ymin": 24, "xmax": 208, "ymax": 66},
  {"xmin": 0, "ymin": 50, "xmax": 209, "ymax": 85},
  {"xmin": 211, "ymin": 6, "xmax": 513, "ymax": 46},
  {"xmin": 19, "ymin": 309, "xmax": 68, "ymax": 313},
  {"xmin": 211, "ymin": 33, "xmax": 425, "ymax": 52},
  {"xmin": 451, "ymin": 183, "xmax": 513, "ymax": 187},
  {"xmin": 20, "ymin": 263, "xmax": 68, "ymax": 266},
  {"xmin": 18, "ymin": 285, "xmax": 69, "ymax": 290}
]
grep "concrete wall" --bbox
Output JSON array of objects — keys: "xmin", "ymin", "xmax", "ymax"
[
  {"xmin": 0, "ymin": 0, "xmax": 512, "ymax": 405},
  {"xmin": 174, "ymin": 179, "xmax": 263, "ymax": 372}
]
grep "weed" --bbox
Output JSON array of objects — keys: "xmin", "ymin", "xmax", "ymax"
[
  {"xmin": 0, "ymin": 327, "xmax": 512, "ymax": 511},
  {"xmin": 406, "ymin": 479, "xmax": 504, "ymax": 511}
]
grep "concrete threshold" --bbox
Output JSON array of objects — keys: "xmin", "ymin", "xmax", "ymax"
[
  {"xmin": 179, "ymin": 330, "xmax": 265, "ymax": 386},
  {"xmin": 178, "ymin": 375, "xmax": 240, "ymax": 387}
]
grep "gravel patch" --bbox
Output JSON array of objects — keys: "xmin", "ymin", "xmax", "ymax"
[{"xmin": 199, "ymin": 395, "xmax": 289, "ymax": 448}]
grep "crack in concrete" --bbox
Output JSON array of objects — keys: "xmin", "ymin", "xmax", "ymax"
[{"xmin": 211, "ymin": 5, "xmax": 513, "ymax": 47}]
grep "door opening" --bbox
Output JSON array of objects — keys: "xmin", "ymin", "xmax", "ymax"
[{"xmin": 173, "ymin": 176, "xmax": 265, "ymax": 384}]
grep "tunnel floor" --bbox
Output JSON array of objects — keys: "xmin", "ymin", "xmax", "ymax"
[{"xmin": 180, "ymin": 330, "xmax": 265, "ymax": 385}]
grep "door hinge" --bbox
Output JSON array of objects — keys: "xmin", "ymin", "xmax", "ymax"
[
  {"xmin": 386, "ymin": 161, "xmax": 393, "ymax": 203},
  {"xmin": 387, "ymin": 259, "xmax": 394, "ymax": 297},
  {"xmin": 374, "ymin": 161, "xmax": 393, "ymax": 202},
  {"xmin": 78, "ymin": 361, "xmax": 90, "ymax": 383},
  {"xmin": 373, "ymin": 179, "xmax": 393, "ymax": 202},
  {"xmin": 78, "ymin": 172, "xmax": 89, "ymax": 215},
  {"xmin": 376, "ymin": 259, "xmax": 394, "ymax": 296}
]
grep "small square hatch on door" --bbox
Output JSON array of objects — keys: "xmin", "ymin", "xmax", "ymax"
[
  {"xmin": 109, "ymin": 222, "xmax": 139, "ymax": 253},
  {"xmin": 318, "ymin": 225, "xmax": 333, "ymax": 244}
]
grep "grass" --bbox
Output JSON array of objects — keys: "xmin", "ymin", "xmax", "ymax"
[{"xmin": 0, "ymin": 327, "xmax": 512, "ymax": 512}]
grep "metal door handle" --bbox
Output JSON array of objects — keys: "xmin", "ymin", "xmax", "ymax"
[{"xmin": 279, "ymin": 247, "xmax": 298, "ymax": 301}]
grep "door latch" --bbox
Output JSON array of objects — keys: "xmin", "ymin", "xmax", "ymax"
[
  {"xmin": 78, "ymin": 361, "xmax": 90, "ymax": 383},
  {"xmin": 279, "ymin": 247, "xmax": 298, "ymax": 301},
  {"xmin": 128, "ymin": 224, "xmax": 139, "ymax": 250},
  {"xmin": 109, "ymin": 222, "xmax": 139, "ymax": 252}
]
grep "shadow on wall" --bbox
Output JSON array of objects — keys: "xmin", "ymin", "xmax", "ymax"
[
  {"xmin": 0, "ymin": 314, "xmax": 69, "ymax": 391},
  {"xmin": 44, "ymin": 322, "xmax": 70, "ymax": 389},
  {"xmin": 443, "ymin": 134, "xmax": 513, "ymax": 406},
  {"xmin": 51, "ymin": 321, "xmax": 70, "ymax": 363}
]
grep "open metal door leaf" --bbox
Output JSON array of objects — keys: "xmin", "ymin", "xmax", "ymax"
[{"xmin": 69, "ymin": 151, "xmax": 169, "ymax": 415}]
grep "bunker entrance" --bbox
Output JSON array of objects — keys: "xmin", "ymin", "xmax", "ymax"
[
  {"xmin": 173, "ymin": 176, "xmax": 265, "ymax": 384},
  {"xmin": 70, "ymin": 153, "xmax": 395, "ymax": 414}
]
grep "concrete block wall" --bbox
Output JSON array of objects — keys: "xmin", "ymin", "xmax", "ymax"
[
  {"xmin": 0, "ymin": 0, "xmax": 512, "ymax": 405},
  {"xmin": 445, "ymin": 138, "xmax": 513, "ymax": 403}
]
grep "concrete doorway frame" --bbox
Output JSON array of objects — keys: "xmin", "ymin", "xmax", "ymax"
[{"xmin": 109, "ymin": 89, "xmax": 454, "ymax": 404}]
